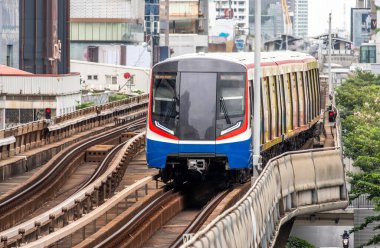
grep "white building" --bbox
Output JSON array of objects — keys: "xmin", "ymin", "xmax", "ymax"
[
  {"xmin": 70, "ymin": 60, "xmax": 150, "ymax": 94},
  {"xmin": 0, "ymin": 65, "xmax": 81, "ymax": 129},
  {"xmin": 213, "ymin": 0, "xmax": 250, "ymax": 35},
  {"xmin": 293, "ymin": 0, "xmax": 308, "ymax": 37}
]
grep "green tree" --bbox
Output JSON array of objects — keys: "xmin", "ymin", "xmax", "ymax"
[
  {"xmin": 336, "ymin": 70, "xmax": 380, "ymax": 246},
  {"xmin": 285, "ymin": 236, "xmax": 315, "ymax": 248}
]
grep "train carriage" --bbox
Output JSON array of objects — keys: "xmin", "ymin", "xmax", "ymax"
[{"xmin": 146, "ymin": 52, "xmax": 320, "ymax": 183}]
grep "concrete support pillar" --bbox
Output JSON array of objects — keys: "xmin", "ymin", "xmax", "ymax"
[
  {"xmin": 36, "ymin": 130, "xmax": 41, "ymax": 147},
  {"xmin": 1, "ymin": 145, "xmax": 8, "ymax": 159},
  {"xmin": 25, "ymin": 133, "xmax": 30, "ymax": 151},
  {"xmin": 20, "ymin": 134, "xmax": 25, "ymax": 153},
  {"xmin": 9, "ymin": 142, "xmax": 15, "ymax": 156}
]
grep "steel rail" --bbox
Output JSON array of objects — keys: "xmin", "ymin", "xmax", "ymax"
[
  {"xmin": 21, "ymin": 176, "xmax": 156, "ymax": 248},
  {"xmin": 169, "ymin": 189, "xmax": 231, "ymax": 248},
  {"xmin": 76, "ymin": 118, "xmax": 147, "ymax": 192},
  {"xmin": 94, "ymin": 189, "xmax": 176, "ymax": 248},
  {"xmin": 0, "ymin": 131, "xmax": 147, "ymax": 244},
  {"xmin": 0, "ymin": 117, "xmax": 145, "ymax": 210}
]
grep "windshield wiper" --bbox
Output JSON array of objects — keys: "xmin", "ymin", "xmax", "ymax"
[
  {"xmin": 220, "ymin": 97, "xmax": 231, "ymax": 125},
  {"xmin": 164, "ymin": 97, "xmax": 177, "ymax": 124}
]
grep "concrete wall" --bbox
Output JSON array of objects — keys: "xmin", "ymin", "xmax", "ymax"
[
  {"xmin": 0, "ymin": 74, "xmax": 81, "ymax": 95},
  {"xmin": 354, "ymin": 209, "xmax": 380, "ymax": 247},
  {"xmin": 56, "ymin": 94, "xmax": 82, "ymax": 116},
  {"xmin": 70, "ymin": 60, "xmax": 150, "ymax": 94},
  {"xmin": 70, "ymin": 44, "xmax": 149, "ymax": 67},
  {"xmin": 161, "ymin": 34, "xmax": 208, "ymax": 57},
  {"xmin": 71, "ymin": 0, "xmax": 144, "ymax": 20}
]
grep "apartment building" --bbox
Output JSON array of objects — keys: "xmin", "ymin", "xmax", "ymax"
[
  {"xmin": 292, "ymin": 0, "xmax": 308, "ymax": 37},
  {"xmin": 214, "ymin": 0, "xmax": 249, "ymax": 35}
]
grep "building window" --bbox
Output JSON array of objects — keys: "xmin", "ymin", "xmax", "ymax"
[
  {"xmin": 106, "ymin": 75, "xmax": 118, "ymax": 84},
  {"xmin": 6, "ymin": 45, "xmax": 13, "ymax": 67},
  {"xmin": 112, "ymin": 76, "xmax": 117, "ymax": 84},
  {"xmin": 88, "ymin": 75, "xmax": 92, "ymax": 80},
  {"xmin": 88, "ymin": 46, "xmax": 99, "ymax": 62},
  {"xmin": 94, "ymin": 75, "xmax": 98, "ymax": 80}
]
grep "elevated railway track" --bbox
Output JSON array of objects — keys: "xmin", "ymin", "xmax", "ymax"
[{"xmin": 0, "ymin": 85, "xmax": 348, "ymax": 248}]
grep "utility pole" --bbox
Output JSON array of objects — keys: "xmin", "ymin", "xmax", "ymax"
[
  {"xmin": 164, "ymin": 0, "xmax": 169, "ymax": 47},
  {"xmin": 253, "ymin": 0, "xmax": 262, "ymax": 177},
  {"xmin": 328, "ymin": 13, "xmax": 332, "ymax": 104}
]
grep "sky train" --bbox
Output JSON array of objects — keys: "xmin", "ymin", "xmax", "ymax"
[{"xmin": 146, "ymin": 52, "xmax": 321, "ymax": 183}]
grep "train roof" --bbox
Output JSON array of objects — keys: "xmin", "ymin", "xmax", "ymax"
[{"xmin": 160, "ymin": 51, "xmax": 316, "ymax": 68}]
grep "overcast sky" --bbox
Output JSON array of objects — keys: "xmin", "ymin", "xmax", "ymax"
[{"xmin": 308, "ymin": 0, "xmax": 356, "ymax": 37}]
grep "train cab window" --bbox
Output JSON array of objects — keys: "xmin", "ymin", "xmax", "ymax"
[
  {"xmin": 152, "ymin": 73, "xmax": 178, "ymax": 136},
  {"xmin": 216, "ymin": 73, "xmax": 246, "ymax": 137}
]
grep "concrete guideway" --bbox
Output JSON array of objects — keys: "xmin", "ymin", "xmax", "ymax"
[
  {"xmin": 0, "ymin": 95, "xmax": 148, "ymax": 182},
  {"xmin": 181, "ymin": 110, "xmax": 347, "ymax": 247},
  {"xmin": 0, "ymin": 132, "xmax": 151, "ymax": 247}
]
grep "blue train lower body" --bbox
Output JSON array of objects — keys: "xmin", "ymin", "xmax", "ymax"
[{"xmin": 146, "ymin": 138, "xmax": 252, "ymax": 183}]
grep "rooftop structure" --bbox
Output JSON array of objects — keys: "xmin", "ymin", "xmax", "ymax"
[{"xmin": 0, "ymin": 65, "xmax": 81, "ymax": 129}]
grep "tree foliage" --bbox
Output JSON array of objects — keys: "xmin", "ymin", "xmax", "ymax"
[
  {"xmin": 285, "ymin": 236, "xmax": 315, "ymax": 248},
  {"xmin": 336, "ymin": 70, "xmax": 380, "ymax": 246},
  {"xmin": 109, "ymin": 93, "xmax": 129, "ymax": 102},
  {"xmin": 76, "ymin": 101, "xmax": 94, "ymax": 110}
]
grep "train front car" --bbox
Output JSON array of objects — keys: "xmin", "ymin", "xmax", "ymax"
[{"xmin": 146, "ymin": 55, "xmax": 251, "ymax": 183}]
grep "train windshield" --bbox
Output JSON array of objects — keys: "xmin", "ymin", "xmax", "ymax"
[
  {"xmin": 151, "ymin": 72, "xmax": 246, "ymax": 140},
  {"xmin": 152, "ymin": 74, "xmax": 178, "ymax": 136},
  {"xmin": 179, "ymin": 73, "xmax": 217, "ymax": 141},
  {"xmin": 216, "ymin": 73, "xmax": 246, "ymax": 137}
]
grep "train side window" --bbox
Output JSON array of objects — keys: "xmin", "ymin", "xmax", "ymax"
[
  {"xmin": 249, "ymin": 80, "xmax": 253, "ymax": 119},
  {"xmin": 292, "ymin": 72, "xmax": 299, "ymax": 128},
  {"xmin": 314, "ymin": 70, "xmax": 319, "ymax": 117},
  {"xmin": 306, "ymin": 70, "xmax": 312, "ymax": 120},
  {"xmin": 275, "ymin": 76, "xmax": 282, "ymax": 137},
  {"xmin": 315, "ymin": 69, "xmax": 321, "ymax": 113},
  {"xmin": 269, "ymin": 76, "xmax": 278, "ymax": 138},
  {"xmin": 304, "ymin": 71, "xmax": 308, "ymax": 122},
  {"xmin": 280, "ymin": 75, "xmax": 286, "ymax": 134},
  {"xmin": 298, "ymin": 72, "xmax": 306, "ymax": 125},
  {"xmin": 262, "ymin": 77, "xmax": 270, "ymax": 142},
  {"xmin": 310, "ymin": 70, "xmax": 316, "ymax": 119},
  {"xmin": 286, "ymin": 73, "xmax": 293, "ymax": 131}
]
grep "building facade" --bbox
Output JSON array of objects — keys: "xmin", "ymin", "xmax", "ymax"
[
  {"xmin": 0, "ymin": 65, "xmax": 81, "ymax": 129},
  {"xmin": 0, "ymin": 0, "xmax": 19, "ymax": 69},
  {"xmin": 292, "ymin": 0, "xmax": 308, "ymax": 37},
  {"xmin": 19, "ymin": 0, "xmax": 70, "ymax": 74},
  {"xmin": 158, "ymin": 0, "xmax": 209, "ymax": 57},
  {"xmin": 214, "ymin": 0, "xmax": 249, "ymax": 35},
  {"xmin": 71, "ymin": 60, "xmax": 150, "ymax": 94},
  {"xmin": 70, "ymin": 0, "xmax": 145, "ymax": 65}
]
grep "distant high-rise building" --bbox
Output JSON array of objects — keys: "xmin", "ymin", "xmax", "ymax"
[
  {"xmin": 214, "ymin": 0, "xmax": 250, "ymax": 35},
  {"xmin": 248, "ymin": 0, "xmax": 287, "ymax": 42},
  {"xmin": 262, "ymin": 3, "xmax": 285, "ymax": 40},
  {"xmin": 292, "ymin": 0, "xmax": 308, "ymax": 37},
  {"xmin": 19, "ymin": 0, "xmax": 70, "ymax": 74},
  {"xmin": 356, "ymin": 0, "xmax": 371, "ymax": 8},
  {"xmin": 0, "ymin": 0, "xmax": 19, "ymax": 68},
  {"xmin": 161, "ymin": 0, "xmax": 209, "ymax": 56}
]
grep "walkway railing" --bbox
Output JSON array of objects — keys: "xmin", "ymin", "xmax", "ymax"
[{"xmin": 182, "ymin": 108, "xmax": 348, "ymax": 247}]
